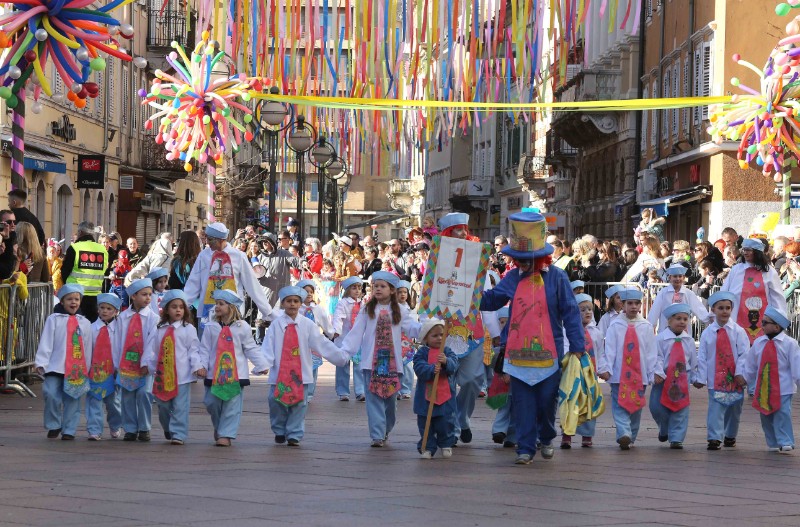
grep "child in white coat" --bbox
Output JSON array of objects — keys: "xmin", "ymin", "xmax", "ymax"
[
  {"xmin": 333, "ymin": 276, "xmax": 365, "ymax": 401},
  {"xmin": 647, "ymin": 264, "xmax": 712, "ymax": 332},
  {"xmin": 85, "ymin": 293, "xmax": 123, "ymax": 440},
  {"xmin": 397, "ymin": 280, "xmax": 418, "ymax": 400},
  {"xmin": 598, "ymin": 285, "xmax": 624, "ymax": 335},
  {"xmin": 263, "ymin": 286, "xmax": 350, "ymax": 446},
  {"xmin": 295, "ymin": 279, "xmax": 335, "ymax": 402},
  {"xmin": 146, "ymin": 267, "xmax": 170, "ymax": 316},
  {"xmin": 142, "ymin": 290, "xmax": 202, "ymax": 445},
  {"xmin": 35, "ymin": 284, "xmax": 94, "ymax": 440}
]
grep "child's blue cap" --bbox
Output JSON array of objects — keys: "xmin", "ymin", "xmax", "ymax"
[
  {"xmin": 497, "ymin": 306, "xmax": 509, "ymax": 319},
  {"xmin": 97, "ymin": 292, "xmax": 122, "ymax": 310},
  {"xmin": 605, "ymin": 284, "xmax": 624, "ymax": 299},
  {"xmin": 570, "ymin": 280, "xmax": 585, "ymax": 290},
  {"xmin": 397, "ymin": 280, "xmax": 411, "ymax": 291},
  {"xmin": 279, "ymin": 286, "xmax": 307, "ymax": 302},
  {"xmin": 371, "ymin": 271, "xmax": 400, "ymax": 288},
  {"xmin": 146, "ymin": 267, "xmax": 169, "ymax": 281},
  {"xmin": 709, "ymin": 291, "xmax": 736, "ymax": 307},
  {"xmin": 663, "ymin": 303, "xmax": 691, "ymax": 319},
  {"xmin": 574, "ymin": 293, "xmax": 593, "ymax": 305},
  {"xmin": 764, "ymin": 306, "xmax": 791, "ymax": 330},
  {"xmin": 57, "ymin": 283, "xmax": 84, "ymax": 300},
  {"xmin": 665, "ymin": 264, "xmax": 688, "ymax": 276},
  {"xmin": 212, "ymin": 289, "xmax": 243, "ymax": 306},
  {"xmin": 742, "ymin": 238, "xmax": 764, "ymax": 251},
  {"xmin": 126, "ymin": 278, "xmax": 153, "ymax": 296},
  {"xmin": 618, "ymin": 287, "xmax": 643, "ymax": 301},
  {"xmin": 296, "ymin": 279, "xmax": 316, "ymax": 291},
  {"xmin": 161, "ymin": 290, "xmax": 188, "ymax": 309},
  {"xmin": 341, "ymin": 276, "xmax": 362, "ymax": 292}
]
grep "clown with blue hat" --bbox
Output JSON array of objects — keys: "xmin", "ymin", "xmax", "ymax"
[
  {"xmin": 480, "ymin": 211, "xmax": 585, "ymax": 464},
  {"xmin": 647, "ymin": 262, "xmax": 712, "ymax": 332}
]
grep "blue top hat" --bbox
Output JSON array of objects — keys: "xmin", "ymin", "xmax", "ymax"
[
  {"xmin": 500, "ymin": 212, "xmax": 554, "ymax": 260},
  {"xmin": 438, "ymin": 212, "xmax": 469, "ymax": 231}
]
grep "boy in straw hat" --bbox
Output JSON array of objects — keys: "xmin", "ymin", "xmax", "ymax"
[{"xmin": 480, "ymin": 211, "xmax": 584, "ymax": 465}]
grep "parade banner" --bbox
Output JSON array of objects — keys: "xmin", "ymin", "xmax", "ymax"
[{"xmin": 418, "ymin": 236, "xmax": 491, "ymax": 323}]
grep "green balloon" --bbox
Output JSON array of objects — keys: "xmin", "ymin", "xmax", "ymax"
[
  {"xmin": 0, "ymin": 86, "xmax": 11, "ymax": 99},
  {"xmin": 777, "ymin": 3, "xmax": 791, "ymax": 16},
  {"xmin": 7, "ymin": 94, "xmax": 18, "ymax": 108},
  {"xmin": 90, "ymin": 57, "xmax": 106, "ymax": 71},
  {"xmin": 243, "ymin": 114, "xmax": 253, "ymax": 123},
  {"xmin": 221, "ymin": 108, "xmax": 230, "ymax": 117}
]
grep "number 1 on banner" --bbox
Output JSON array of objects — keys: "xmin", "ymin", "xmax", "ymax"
[{"xmin": 454, "ymin": 248, "xmax": 463, "ymax": 268}]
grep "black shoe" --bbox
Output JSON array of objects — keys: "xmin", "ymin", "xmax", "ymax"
[
  {"xmin": 356, "ymin": 394, "xmax": 366, "ymax": 402},
  {"xmin": 123, "ymin": 432, "xmax": 137, "ymax": 441},
  {"xmin": 287, "ymin": 438, "xmax": 300, "ymax": 446},
  {"xmin": 164, "ymin": 430, "xmax": 172, "ymax": 440},
  {"xmin": 275, "ymin": 435, "xmax": 286, "ymax": 444},
  {"xmin": 658, "ymin": 434, "xmax": 668, "ymax": 443},
  {"xmin": 723, "ymin": 437, "xmax": 736, "ymax": 447},
  {"xmin": 61, "ymin": 434, "xmax": 75, "ymax": 441},
  {"xmin": 47, "ymin": 428, "xmax": 61, "ymax": 439},
  {"xmin": 492, "ymin": 432, "xmax": 506, "ymax": 445},
  {"xmin": 707, "ymin": 440, "xmax": 722, "ymax": 451},
  {"xmin": 137, "ymin": 431, "xmax": 151, "ymax": 442},
  {"xmin": 669, "ymin": 442, "xmax": 683, "ymax": 449},
  {"xmin": 460, "ymin": 428, "xmax": 472, "ymax": 444},
  {"xmin": 503, "ymin": 440, "xmax": 517, "ymax": 448}
]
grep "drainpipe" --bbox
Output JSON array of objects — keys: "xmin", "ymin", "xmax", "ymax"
[
  {"xmin": 651, "ymin": 1, "xmax": 667, "ymax": 168},
  {"xmin": 102, "ymin": 62, "xmax": 110, "ymax": 152},
  {"xmin": 687, "ymin": 0, "xmax": 695, "ymax": 149},
  {"xmin": 633, "ymin": 0, "xmax": 648, "ymax": 176}
]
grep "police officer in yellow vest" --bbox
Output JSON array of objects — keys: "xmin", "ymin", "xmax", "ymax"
[{"xmin": 61, "ymin": 221, "xmax": 108, "ymax": 322}]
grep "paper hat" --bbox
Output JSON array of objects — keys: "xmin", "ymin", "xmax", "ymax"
[
  {"xmin": 570, "ymin": 280, "xmax": 585, "ymax": 290},
  {"xmin": 205, "ymin": 222, "xmax": 229, "ymax": 239},
  {"xmin": 146, "ymin": 267, "xmax": 169, "ymax": 281},
  {"xmin": 418, "ymin": 317, "xmax": 444, "ymax": 343},
  {"xmin": 618, "ymin": 287, "xmax": 643, "ymax": 301},
  {"xmin": 279, "ymin": 286, "xmax": 308, "ymax": 302},
  {"xmin": 338, "ymin": 236, "xmax": 353, "ymax": 247},
  {"xmin": 57, "ymin": 283, "xmax": 84, "ymax": 300},
  {"xmin": 397, "ymin": 280, "xmax": 411, "ymax": 291},
  {"xmin": 126, "ymin": 278, "xmax": 153, "ymax": 296},
  {"xmin": 605, "ymin": 284, "xmax": 624, "ymax": 299},
  {"xmin": 708, "ymin": 291, "xmax": 736, "ymax": 307},
  {"xmin": 438, "ymin": 212, "xmax": 469, "ymax": 231},
  {"xmin": 212, "ymin": 289, "xmax": 243, "ymax": 306},
  {"xmin": 496, "ymin": 306, "xmax": 510, "ymax": 319},
  {"xmin": 371, "ymin": 271, "xmax": 400, "ymax": 288},
  {"xmin": 742, "ymin": 238, "xmax": 764, "ymax": 251},
  {"xmin": 97, "ymin": 292, "xmax": 123, "ymax": 310},
  {"xmin": 341, "ymin": 276, "xmax": 363, "ymax": 292},
  {"xmin": 764, "ymin": 306, "xmax": 791, "ymax": 329},
  {"xmin": 665, "ymin": 264, "xmax": 688, "ymax": 276},
  {"xmin": 663, "ymin": 303, "xmax": 691, "ymax": 319},
  {"xmin": 296, "ymin": 279, "xmax": 316, "ymax": 291},
  {"xmin": 500, "ymin": 211, "xmax": 554, "ymax": 259},
  {"xmin": 574, "ymin": 293, "xmax": 593, "ymax": 305},
  {"xmin": 161, "ymin": 290, "xmax": 188, "ymax": 309}
]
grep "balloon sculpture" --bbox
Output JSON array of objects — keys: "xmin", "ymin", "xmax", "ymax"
[
  {"xmin": 139, "ymin": 31, "xmax": 256, "ymax": 173},
  {"xmin": 0, "ymin": 0, "xmax": 140, "ymax": 110}
]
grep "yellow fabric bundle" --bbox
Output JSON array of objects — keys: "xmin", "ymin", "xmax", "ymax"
[{"xmin": 558, "ymin": 353, "xmax": 605, "ymax": 436}]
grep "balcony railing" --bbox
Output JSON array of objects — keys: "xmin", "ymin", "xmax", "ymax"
[
  {"xmin": 389, "ymin": 178, "xmax": 423, "ymax": 196},
  {"xmin": 148, "ymin": 7, "xmax": 194, "ymax": 49},
  {"xmin": 141, "ymin": 136, "xmax": 185, "ymax": 175}
]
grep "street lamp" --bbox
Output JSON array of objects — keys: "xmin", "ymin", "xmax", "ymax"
[
  {"xmin": 285, "ymin": 115, "xmax": 316, "ymax": 245},
  {"xmin": 309, "ymin": 137, "xmax": 337, "ymax": 240},
  {"xmin": 336, "ymin": 172, "xmax": 352, "ymax": 235},
  {"xmin": 255, "ymin": 86, "xmax": 293, "ymax": 233},
  {"xmin": 325, "ymin": 156, "xmax": 346, "ymax": 235}
]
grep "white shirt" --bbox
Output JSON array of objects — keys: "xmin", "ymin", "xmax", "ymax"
[
  {"xmin": 262, "ymin": 313, "xmax": 350, "ymax": 385},
  {"xmin": 647, "ymin": 285, "xmax": 712, "ymax": 332},
  {"xmin": 198, "ymin": 319, "xmax": 269, "ymax": 381},
  {"xmin": 720, "ymin": 262, "xmax": 787, "ymax": 317},
  {"xmin": 113, "ymin": 306, "xmax": 158, "ymax": 369},
  {"xmin": 142, "ymin": 321, "xmax": 202, "ymax": 385},
  {"xmin": 184, "ymin": 244, "xmax": 273, "ymax": 320},
  {"xmin": 340, "ymin": 304, "xmax": 422, "ymax": 370},
  {"xmin": 301, "ymin": 303, "xmax": 334, "ymax": 339},
  {"xmin": 585, "ymin": 324, "xmax": 605, "ymax": 369},
  {"xmin": 597, "ymin": 316, "xmax": 657, "ymax": 385},
  {"xmin": 654, "ymin": 329, "xmax": 699, "ymax": 384},
  {"xmin": 149, "ymin": 290, "xmax": 167, "ymax": 317},
  {"xmin": 697, "ymin": 320, "xmax": 750, "ymax": 387},
  {"xmin": 332, "ymin": 297, "xmax": 361, "ymax": 340},
  {"xmin": 35, "ymin": 313, "xmax": 94, "ymax": 374},
  {"xmin": 739, "ymin": 332, "xmax": 800, "ymax": 396},
  {"xmin": 598, "ymin": 309, "xmax": 621, "ymax": 335},
  {"xmin": 91, "ymin": 318, "xmax": 119, "ymax": 355}
]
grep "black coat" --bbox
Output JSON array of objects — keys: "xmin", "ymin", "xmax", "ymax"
[{"xmin": 11, "ymin": 206, "xmax": 45, "ymax": 246}]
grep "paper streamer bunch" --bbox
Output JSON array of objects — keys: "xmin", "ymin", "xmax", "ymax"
[
  {"xmin": 0, "ymin": 0, "xmax": 140, "ymax": 110},
  {"xmin": 139, "ymin": 31, "xmax": 256, "ymax": 172}
]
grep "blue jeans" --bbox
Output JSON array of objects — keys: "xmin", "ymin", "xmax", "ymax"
[
  {"xmin": 576, "ymin": 418, "xmax": 597, "ymax": 437},
  {"xmin": 363, "ymin": 370, "xmax": 397, "ymax": 441},
  {"xmin": 42, "ymin": 375, "xmax": 82, "ymax": 435},
  {"xmin": 307, "ymin": 368, "xmax": 319, "ymax": 398},
  {"xmin": 649, "ymin": 383, "xmax": 690, "ymax": 442},
  {"xmin": 268, "ymin": 384, "xmax": 309, "ymax": 440},
  {"xmin": 510, "ymin": 371, "xmax": 561, "ymax": 456},
  {"xmin": 156, "ymin": 383, "xmax": 192, "ymax": 441},
  {"xmin": 400, "ymin": 361, "xmax": 414, "ymax": 395},
  {"xmin": 491, "ymin": 391, "xmax": 516, "ymax": 443},
  {"xmin": 85, "ymin": 386, "xmax": 122, "ymax": 436},
  {"xmin": 706, "ymin": 390, "xmax": 743, "ymax": 441},
  {"xmin": 120, "ymin": 375, "xmax": 154, "ymax": 433},
  {"xmin": 610, "ymin": 383, "xmax": 644, "ymax": 442},
  {"xmin": 482, "ymin": 365, "xmax": 494, "ymax": 392},
  {"xmin": 416, "ymin": 414, "xmax": 456, "ymax": 454},
  {"xmin": 204, "ymin": 386, "xmax": 244, "ymax": 439},
  {"xmin": 760, "ymin": 394, "xmax": 794, "ymax": 448},
  {"xmin": 455, "ymin": 348, "xmax": 484, "ymax": 434},
  {"xmin": 335, "ymin": 361, "xmax": 364, "ymax": 397}
]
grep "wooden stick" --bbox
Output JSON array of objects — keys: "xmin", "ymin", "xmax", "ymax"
[{"xmin": 421, "ymin": 318, "xmax": 450, "ymax": 453}]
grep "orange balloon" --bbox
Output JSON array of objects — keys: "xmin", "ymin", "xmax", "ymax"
[
  {"xmin": 74, "ymin": 98, "xmax": 86, "ymax": 109},
  {"xmin": 67, "ymin": 91, "xmax": 77, "ymax": 101},
  {"xmin": 0, "ymin": 32, "xmax": 9, "ymax": 48}
]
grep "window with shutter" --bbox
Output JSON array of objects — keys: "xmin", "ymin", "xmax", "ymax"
[
  {"xmin": 672, "ymin": 62, "xmax": 679, "ymax": 138},
  {"xmin": 662, "ymin": 69, "xmax": 670, "ymax": 140},
  {"xmin": 701, "ymin": 40, "xmax": 713, "ymax": 120},
  {"xmin": 642, "ymin": 87, "xmax": 649, "ymax": 152},
  {"xmin": 646, "ymin": 0, "xmax": 652, "ymax": 18},
  {"xmin": 683, "ymin": 56, "xmax": 690, "ymax": 135},
  {"xmin": 108, "ymin": 63, "xmax": 115, "ymax": 123},
  {"xmin": 693, "ymin": 48, "xmax": 702, "ymax": 125},
  {"xmin": 651, "ymin": 80, "xmax": 658, "ymax": 147},
  {"xmin": 95, "ymin": 70, "xmax": 104, "ymax": 120},
  {"xmin": 122, "ymin": 65, "xmax": 129, "ymax": 127}
]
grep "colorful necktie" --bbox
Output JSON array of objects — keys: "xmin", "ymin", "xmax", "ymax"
[
  {"xmin": 369, "ymin": 310, "xmax": 401, "ymax": 397},
  {"xmin": 349, "ymin": 301, "xmax": 361, "ymax": 327},
  {"xmin": 671, "ymin": 290, "xmax": 683, "ymax": 304},
  {"xmin": 712, "ymin": 326, "xmax": 744, "ymax": 405},
  {"xmin": 274, "ymin": 323, "xmax": 304, "ymax": 406},
  {"xmin": 584, "ymin": 328, "xmax": 596, "ymax": 372},
  {"xmin": 152, "ymin": 325, "xmax": 179, "ymax": 402},
  {"xmin": 202, "ymin": 250, "xmax": 236, "ymax": 320},
  {"xmin": 660, "ymin": 339, "xmax": 690, "ymax": 411},
  {"xmin": 88, "ymin": 323, "xmax": 114, "ymax": 400},
  {"xmin": 618, "ymin": 323, "xmax": 645, "ymax": 413},
  {"xmin": 425, "ymin": 347, "xmax": 451, "ymax": 405},
  {"xmin": 210, "ymin": 326, "xmax": 241, "ymax": 401},
  {"xmin": 63, "ymin": 315, "xmax": 90, "ymax": 399},
  {"xmin": 117, "ymin": 312, "xmax": 146, "ymax": 391},
  {"xmin": 737, "ymin": 267, "xmax": 768, "ymax": 344},
  {"xmin": 752, "ymin": 339, "xmax": 781, "ymax": 415}
]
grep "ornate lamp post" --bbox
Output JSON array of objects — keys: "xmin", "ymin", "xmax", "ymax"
[
  {"xmin": 336, "ymin": 172, "xmax": 352, "ymax": 235},
  {"xmin": 309, "ymin": 137, "xmax": 337, "ymax": 240},
  {"xmin": 325, "ymin": 155, "xmax": 345, "ymax": 235},
  {"xmin": 285, "ymin": 115, "xmax": 316, "ymax": 245},
  {"xmin": 255, "ymin": 86, "xmax": 293, "ymax": 233}
]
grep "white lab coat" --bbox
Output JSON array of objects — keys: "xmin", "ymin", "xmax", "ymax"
[
  {"xmin": 720, "ymin": 262, "xmax": 787, "ymax": 318},
  {"xmin": 697, "ymin": 320, "xmax": 750, "ymax": 387},
  {"xmin": 142, "ymin": 321, "xmax": 202, "ymax": 385},
  {"xmin": 597, "ymin": 316, "xmax": 657, "ymax": 385},
  {"xmin": 739, "ymin": 332, "xmax": 800, "ymax": 396},
  {"xmin": 646, "ymin": 285, "xmax": 712, "ymax": 332},
  {"xmin": 654, "ymin": 329, "xmax": 699, "ymax": 384},
  {"xmin": 339, "ymin": 305, "xmax": 422, "ymax": 370},
  {"xmin": 35, "ymin": 313, "xmax": 93, "ymax": 374},
  {"xmin": 198, "ymin": 320, "xmax": 270, "ymax": 382},
  {"xmin": 113, "ymin": 307, "xmax": 159, "ymax": 369}
]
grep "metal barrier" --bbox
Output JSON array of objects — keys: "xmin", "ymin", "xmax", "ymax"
[{"xmin": 1, "ymin": 283, "xmax": 53, "ymax": 397}]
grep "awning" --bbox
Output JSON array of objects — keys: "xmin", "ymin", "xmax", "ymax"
[
  {"xmin": 0, "ymin": 134, "xmax": 66, "ymax": 173},
  {"xmin": 614, "ymin": 192, "xmax": 636, "ymax": 215},
  {"xmin": 639, "ymin": 186, "xmax": 711, "ymax": 217},
  {"xmin": 145, "ymin": 180, "xmax": 176, "ymax": 197},
  {"xmin": 345, "ymin": 211, "xmax": 409, "ymax": 230}
]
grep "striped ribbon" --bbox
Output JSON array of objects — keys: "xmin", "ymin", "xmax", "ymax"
[
  {"xmin": 207, "ymin": 164, "xmax": 217, "ymax": 223},
  {"xmin": 10, "ymin": 96, "xmax": 24, "ymax": 189}
]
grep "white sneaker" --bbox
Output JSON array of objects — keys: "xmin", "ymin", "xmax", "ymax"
[
  {"xmin": 419, "ymin": 450, "xmax": 432, "ymax": 459},
  {"xmin": 109, "ymin": 428, "xmax": 121, "ymax": 439},
  {"xmin": 768, "ymin": 447, "xmax": 780, "ymax": 452},
  {"xmin": 87, "ymin": 434, "xmax": 102, "ymax": 441},
  {"xmin": 441, "ymin": 448, "xmax": 453, "ymax": 458},
  {"xmin": 779, "ymin": 445, "xmax": 794, "ymax": 454}
]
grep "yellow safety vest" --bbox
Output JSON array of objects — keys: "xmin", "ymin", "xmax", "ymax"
[{"xmin": 66, "ymin": 240, "xmax": 108, "ymax": 296}]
